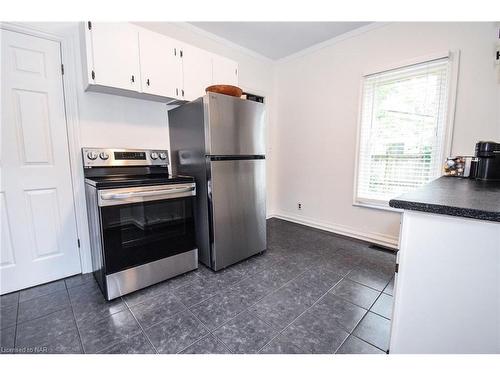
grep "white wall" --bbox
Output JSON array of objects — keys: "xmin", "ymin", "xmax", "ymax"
[{"xmin": 272, "ymin": 22, "xmax": 500, "ymax": 247}]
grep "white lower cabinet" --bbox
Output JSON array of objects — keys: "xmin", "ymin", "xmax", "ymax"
[
  {"xmin": 390, "ymin": 211, "xmax": 500, "ymax": 354},
  {"xmin": 82, "ymin": 22, "xmax": 239, "ymax": 103}
]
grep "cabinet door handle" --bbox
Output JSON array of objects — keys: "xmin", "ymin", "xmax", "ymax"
[
  {"xmin": 181, "ymin": 89, "xmax": 184, "ymax": 97},
  {"xmin": 146, "ymin": 78, "xmax": 150, "ymax": 86},
  {"xmin": 131, "ymin": 75, "xmax": 135, "ymax": 83},
  {"xmin": 176, "ymin": 88, "xmax": 179, "ymax": 96}
]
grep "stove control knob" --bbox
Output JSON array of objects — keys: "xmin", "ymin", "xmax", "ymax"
[
  {"xmin": 87, "ymin": 151, "xmax": 98, "ymax": 160},
  {"xmin": 99, "ymin": 152, "xmax": 109, "ymax": 160},
  {"xmin": 159, "ymin": 152, "xmax": 167, "ymax": 160},
  {"xmin": 150, "ymin": 152, "xmax": 159, "ymax": 160}
]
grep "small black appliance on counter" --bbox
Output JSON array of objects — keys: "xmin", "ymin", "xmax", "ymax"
[{"xmin": 469, "ymin": 141, "xmax": 500, "ymax": 181}]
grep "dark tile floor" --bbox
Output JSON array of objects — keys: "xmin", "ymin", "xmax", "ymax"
[{"xmin": 0, "ymin": 218, "xmax": 396, "ymax": 354}]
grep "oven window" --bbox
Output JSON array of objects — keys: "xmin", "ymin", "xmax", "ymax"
[{"xmin": 100, "ymin": 197, "xmax": 195, "ymax": 274}]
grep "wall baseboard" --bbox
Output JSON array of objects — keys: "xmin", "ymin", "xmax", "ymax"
[{"xmin": 268, "ymin": 210, "xmax": 399, "ymax": 250}]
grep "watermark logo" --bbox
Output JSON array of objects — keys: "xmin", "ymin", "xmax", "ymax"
[{"xmin": 1, "ymin": 346, "xmax": 48, "ymax": 354}]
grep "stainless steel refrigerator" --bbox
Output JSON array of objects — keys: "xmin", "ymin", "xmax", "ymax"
[{"xmin": 168, "ymin": 92, "xmax": 266, "ymax": 271}]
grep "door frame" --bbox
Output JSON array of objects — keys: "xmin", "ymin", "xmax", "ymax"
[{"xmin": 1, "ymin": 22, "xmax": 92, "ymax": 273}]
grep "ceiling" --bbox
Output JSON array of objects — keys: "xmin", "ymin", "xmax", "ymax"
[{"xmin": 189, "ymin": 22, "xmax": 371, "ymax": 60}]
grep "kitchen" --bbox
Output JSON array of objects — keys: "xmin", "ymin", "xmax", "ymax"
[{"xmin": 1, "ymin": 1, "xmax": 500, "ymax": 371}]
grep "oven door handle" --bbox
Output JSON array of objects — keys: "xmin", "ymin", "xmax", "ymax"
[{"xmin": 100, "ymin": 186, "xmax": 195, "ymax": 201}]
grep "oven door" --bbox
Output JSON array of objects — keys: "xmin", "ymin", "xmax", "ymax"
[{"xmin": 98, "ymin": 183, "xmax": 196, "ymax": 274}]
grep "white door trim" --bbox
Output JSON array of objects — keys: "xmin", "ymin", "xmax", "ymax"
[{"xmin": 1, "ymin": 22, "xmax": 92, "ymax": 273}]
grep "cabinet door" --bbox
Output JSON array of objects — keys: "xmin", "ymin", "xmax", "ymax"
[
  {"xmin": 181, "ymin": 44, "xmax": 212, "ymax": 101},
  {"xmin": 139, "ymin": 29, "xmax": 182, "ymax": 99},
  {"xmin": 89, "ymin": 22, "xmax": 140, "ymax": 91},
  {"xmin": 212, "ymin": 55, "xmax": 239, "ymax": 86}
]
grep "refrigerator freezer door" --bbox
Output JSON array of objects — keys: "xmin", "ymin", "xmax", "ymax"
[
  {"xmin": 209, "ymin": 158, "xmax": 266, "ymax": 270},
  {"xmin": 206, "ymin": 93, "xmax": 265, "ymax": 156}
]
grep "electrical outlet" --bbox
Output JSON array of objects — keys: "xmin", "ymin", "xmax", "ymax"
[{"xmin": 297, "ymin": 202, "xmax": 302, "ymax": 210}]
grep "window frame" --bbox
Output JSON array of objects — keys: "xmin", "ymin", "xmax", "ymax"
[{"xmin": 352, "ymin": 51, "xmax": 460, "ymax": 211}]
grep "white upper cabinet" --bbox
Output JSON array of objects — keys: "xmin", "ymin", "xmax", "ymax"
[
  {"xmin": 86, "ymin": 22, "xmax": 141, "ymax": 92},
  {"xmin": 82, "ymin": 22, "xmax": 239, "ymax": 102},
  {"xmin": 181, "ymin": 44, "xmax": 213, "ymax": 101},
  {"xmin": 139, "ymin": 29, "xmax": 182, "ymax": 99},
  {"xmin": 212, "ymin": 54, "xmax": 238, "ymax": 86}
]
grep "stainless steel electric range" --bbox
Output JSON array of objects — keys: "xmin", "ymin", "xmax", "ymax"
[{"xmin": 83, "ymin": 147, "xmax": 197, "ymax": 300}]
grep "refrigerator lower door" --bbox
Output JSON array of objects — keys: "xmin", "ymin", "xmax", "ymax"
[{"xmin": 209, "ymin": 158, "xmax": 266, "ymax": 270}]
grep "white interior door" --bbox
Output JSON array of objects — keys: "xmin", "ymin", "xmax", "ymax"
[
  {"xmin": 139, "ymin": 29, "xmax": 182, "ymax": 99},
  {"xmin": 1, "ymin": 29, "xmax": 81, "ymax": 294}
]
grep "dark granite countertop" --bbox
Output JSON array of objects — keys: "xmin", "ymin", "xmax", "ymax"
[{"xmin": 389, "ymin": 177, "xmax": 500, "ymax": 222}]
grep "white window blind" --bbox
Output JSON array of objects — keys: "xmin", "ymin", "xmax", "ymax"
[{"xmin": 355, "ymin": 57, "xmax": 451, "ymax": 206}]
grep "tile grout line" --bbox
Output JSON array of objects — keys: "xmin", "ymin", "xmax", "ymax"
[
  {"xmin": 204, "ymin": 238, "xmax": 387, "ymax": 351},
  {"xmin": 73, "ymin": 283, "xmax": 184, "ymax": 352},
  {"xmin": 179, "ymin": 307, "xmax": 234, "ymax": 354},
  {"xmin": 368, "ymin": 293, "xmax": 393, "ymax": 321},
  {"xmin": 121, "ymin": 290, "xmax": 224, "ymax": 354},
  {"xmin": 13, "ymin": 293, "xmax": 20, "ymax": 349},
  {"xmin": 271, "ymin": 262, "xmax": 393, "ymax": 354},
  {"xmin": 90, "ymin": 300, "xmax": 152, "ymax": 354},
  {"xmin": 181, "ymin": 262, "xmax": 290, "ymax": 354},
  {"xmin": 256, "ymin": 272, "xmax": 350, "ymax": 354},
  {"xmin": 182, "ymin": 258, "xmax": 282, "ymax": 312},
  {"xmin": 179, "ymin": 261, "xmax": 318, "ymax": 353},
  {"xmin": 65, "ymin": 280, "xmax": 85, "ymax": 354},
  {"xmin": 172, "ymin": 256, "xmax": 286, "ymax": 315},
  {"xmin": 343, "ymin": 279, "xmax": 393, "ymax": 353},
  {"xmin": 344, "ymin": 275, "xmax": 391, "ymax": 294},
  {"xmin": 67, "ymin": 279, "xmax": 134, "ymax": 354},
  {"xmin": 167, "ymin": 269, "xmax": 249, "ymax": 312},
  {"xmin": 119, "ymin": 268, "xmax": 248, "ymax": 337},
  {"xmin": 122, "ymin": 300, "xmax": 159, "ymax": 355},
  {"xmin": 14, "ymin": 292, "xmax": 74, "ymax": 327},
  {"xmin": 154, "ymin": 257, "xmax": 388, "ymax": 354},
  {"xmin": 346, "ymin": 333, "xmax": 388, "ymax": 353},
  {"xmin": 211, "ymin": 251, "xmax": 381, "ymax": 351},
  {"xmin": 11, "ymin": 279, "xmax": 79, "ymax": 351},
  {"xmin": 185, "ymin": 268, "xmax": 276, "ymax": 312},
  {"xmin": 178, "ymin": 301, "xmax": 233, "ymax": 354},
  {"xmin": 16, "ymin": 279, "xmax": 67, "ymax": 304},
  {"xmin": 198, "ymin": 259, "xmax": 343, "ymax": 353},
  {"xmin": 192, "ymin": 263, "xmax": 318, "ymax": 336},
  {"xmin": 332, "ymin": 286, "xmax": 373, "ymax": 354}
]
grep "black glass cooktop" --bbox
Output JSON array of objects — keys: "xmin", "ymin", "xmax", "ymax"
[{"xmin": 85, "ymin": 174, "xmax": 194, "ymax": 189}]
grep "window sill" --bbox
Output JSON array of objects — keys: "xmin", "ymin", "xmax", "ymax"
[{"xmin": 353, "ymin": 201, "xmax": 403, "ymax": 213}]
